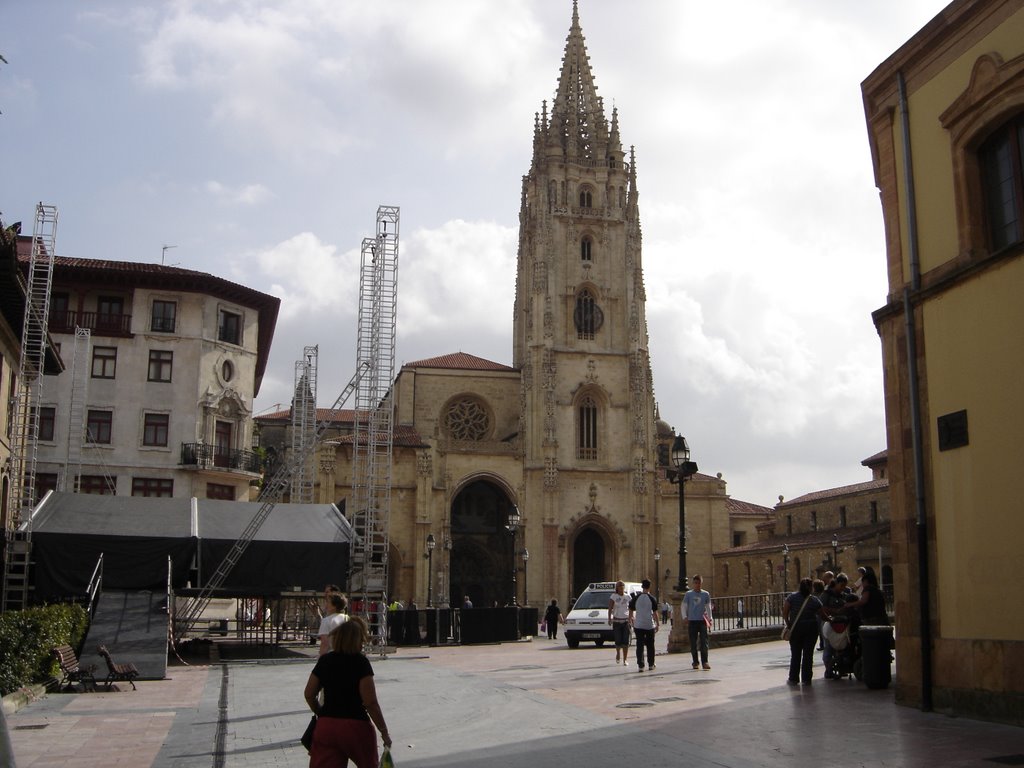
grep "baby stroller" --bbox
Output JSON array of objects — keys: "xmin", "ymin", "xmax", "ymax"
[{"xmin": 822, "ymin": 613, "xmax": 863, "ymax": 680}]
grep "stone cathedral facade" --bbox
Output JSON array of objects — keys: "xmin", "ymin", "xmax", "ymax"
[{"xmin": 258, "ymin": 4, "xmax": 734, "ymax": 609}]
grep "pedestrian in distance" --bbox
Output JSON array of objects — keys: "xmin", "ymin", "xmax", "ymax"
[
  {"xmin": 736, "ymin": 597, "xmax": 744, "ymax": 629},
  {"xmin": 462, "ymin": 595, "xmax": 473, "ymax": 609},
  {"xmin": 543, "ymin": 599, "xmax": 564, "ymax": 640},
  {"xmin": 682, "ymin": 575, "xmax": 713, "ymax": 670},
  {"xmin": 303, "ymin": 617, "xmax": 392, "ymax": 768},
  {"xmin": 608, "ymin": 580, "xmax": 632, "ymax": 665},
  {"xmin": 628, "ymin": 579, "xmax": 659, "ymax": 671},
  {"xmin": 318, "ymin": 593, "xmax": 348, "ymax": 656},
  {"xmin": 783, "ymin": 577, "xmax": 824, "ymax": 686},
  {"xmin": 660, "ymin": 599, "xmax": 671, "ymax": 626}
]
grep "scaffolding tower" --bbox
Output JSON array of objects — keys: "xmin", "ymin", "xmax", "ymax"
[
  {"xmin": 348, "ymin": 205, "xmax": 399, "ymax": 635},
  {"xmin": 290, "ymin": 345, "xmax": 318, "ymax": 504},
  {"xmin": 2, "ymin": 202, "xmax": 58, "ymax": 612},
  {"xmin": 60, "ymin": 326, "xmax": 92, "ymax": 492}
]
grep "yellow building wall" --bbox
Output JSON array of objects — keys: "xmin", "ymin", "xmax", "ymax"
[
  {"xmin": 896, "ymin": 7, "xmax": 1024, "ymax": 277},
  {"xmin": 924, "ymin": 256, "xmax": 1024, "ymax": 641}
]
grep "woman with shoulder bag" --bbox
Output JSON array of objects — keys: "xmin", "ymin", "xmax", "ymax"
[
  {"xmin": 782, "ymin": 577, "xmax": 823, "ymax": 686},
  {"xmin": 303, "ymin": 616, "xmax": 392, "ymax": 767}
]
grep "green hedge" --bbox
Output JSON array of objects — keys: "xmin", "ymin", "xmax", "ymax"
[{"xmin": 0, "ymin": 603, "xmax": 89, "ymax": 696}]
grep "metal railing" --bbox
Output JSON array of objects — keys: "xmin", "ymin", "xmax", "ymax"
[
  {"xmin": 179, "ymin": 442, "xmax": 261, "ymax": 473},
  {"xmin": 50, "ymin": 310, "xmax": 132, "ymax": 336}
]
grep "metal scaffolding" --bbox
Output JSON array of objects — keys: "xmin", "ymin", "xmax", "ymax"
[
  {"xmin": 348, "ymin": 205, "xmax": 399, "ymax": 636},
  {"xmin": 3, "ymin": 202, "xmax": 58, "ymax": 612},
  {"xmin": 290, "ymin": 345, "xmax": 318, "ymax": 504}
]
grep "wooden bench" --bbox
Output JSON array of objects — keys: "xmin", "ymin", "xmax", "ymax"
[
  {"xmin": 97, "ymin": 645, "xmax": 139, "ymax": 691},
  {"xmin": 51, "ymin": 645, "xmax": 97, "ymax": 692}
]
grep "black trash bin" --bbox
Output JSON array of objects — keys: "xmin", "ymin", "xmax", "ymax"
[{"xmin": 859, "ymin": 625, "xmax": 895, "ymax": 689}]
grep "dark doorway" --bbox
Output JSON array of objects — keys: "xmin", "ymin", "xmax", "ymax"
[
  {"xmin": 572, "ymin": 527, "xmax": 606, "ymax": 602},
  {"xmin": 450, "ymin": 480, "xmax": 515, "ymax": 608}
]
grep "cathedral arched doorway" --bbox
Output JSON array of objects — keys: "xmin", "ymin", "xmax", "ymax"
[
  {"xmin": 571, "ymin": 526, "xmax": 607, "ymax": 602},
  {"xmin": 449, "ymin": 479, "xmax": 516, "ymax": 608}
]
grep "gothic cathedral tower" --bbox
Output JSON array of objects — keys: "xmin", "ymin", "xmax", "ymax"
[{"xmin": 515, "ymin": 3, "xmax": 660, "ymax": 600}]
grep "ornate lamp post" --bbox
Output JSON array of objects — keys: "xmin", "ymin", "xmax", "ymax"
[
  {"xmin": 831, "ymin": 533, "xmax": 840, "ymax": 574},
  {"xmin": 506, "ymin": 506, "xmax": 521, "ymax": 606},
  {"xmin": 425, "ymin": 534, "xmax": 436, "ymax": 607},
  {"xmin": 670, "ymin": 435, "xmax": 699, "ymax": 592},
  {"xmin": 782, "ymin": 543, "xmax": 790, "ymax": 594},
  {"xmin": 654, "ymin": 548, "xmax": 661, "ymax": 601},
  {"xmin": 521, "ymin": 548, "xmax": 530, "ymax": 606}
]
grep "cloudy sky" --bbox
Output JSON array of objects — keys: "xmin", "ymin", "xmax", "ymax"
[{"xmin": 1, "ymin": 1, "xmax": 950, "ymax": 508}]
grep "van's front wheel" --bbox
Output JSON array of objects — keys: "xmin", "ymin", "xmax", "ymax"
[{"xmin": 566, "ymin": 635, "xmax": 580, "ymax": 649}]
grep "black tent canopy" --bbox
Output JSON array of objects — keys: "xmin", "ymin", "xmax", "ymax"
[{"xmin": 26, "ymin": 492, "xmax": 353, "ymax": 600}]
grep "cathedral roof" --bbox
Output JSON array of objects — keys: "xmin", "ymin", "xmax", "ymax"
[
  {"xmin": 402, "ymin": 352, "xmax": 515, "ymax": 372},
  {"xmin": 776, "ymin": 478, "xmax": 889, "ymax": 508},
  {"xmin": 726, "ymin": 498, "xmax": 774, "ymax": 518}
]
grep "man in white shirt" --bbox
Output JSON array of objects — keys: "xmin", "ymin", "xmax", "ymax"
[
  {"xmin": 608, "ymin": 581, "xmax": 632, "ymax": 666},
  {"xmin": 317, "ymin": 593, "xmax": 348, "ymax": 655}
]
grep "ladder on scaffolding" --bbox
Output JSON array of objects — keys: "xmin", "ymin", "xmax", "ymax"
[
  {"xmin": 290, "ymin": 345, "xmax": 318, "ymax": 504},
  {"xmin": 2, "ymin": 202, "xmax": 58, "ymax": 613},
  {"xmin": 173, "ymin": 361, "xmax": 369, "ymax": 640},
  {"xmin": 60, "ymin": 326, "xmax": 92, "ymax": 492},
  {"xmin": 348, "ymin": 206, "xmax": 399, "ymax": 641}
]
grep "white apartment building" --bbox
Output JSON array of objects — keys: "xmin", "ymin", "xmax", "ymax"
[{"xmin": 18, "ymin": 238, "xmax": 280, "ymax": 501}]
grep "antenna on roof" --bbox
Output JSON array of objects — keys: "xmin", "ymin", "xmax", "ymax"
[{"xmin": 161, "ymin": 244, "xmax": 177, "ymax": 265}]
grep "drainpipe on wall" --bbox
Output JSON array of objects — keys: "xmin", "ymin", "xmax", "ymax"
[{"xmin": 897, "ymin": 69, "xmax": 933, "ymax": 712}]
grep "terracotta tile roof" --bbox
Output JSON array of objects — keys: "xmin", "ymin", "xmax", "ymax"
[
  {"xmin": 257, "ymin": 408, "xmax": 356, "ymax": 423},
  {"xmin": 726, "ymin": 498, "xmax": 774, "ymax": 517},
  {"xmin": 861, "ymin": 449, "xmax": 888, "ymax": 466},
  {"xmin": 777, "ymin": 478, "xmax": 888, "ymax": 508},
  {"xmin": 715, "ymin": 521, "xmax": 891, "ymax": 557},
  {"xmin": 325, "ymin": 424, "xmax": 425, "ymax": 448},
  {"xmin": 403, "ymin": 351, "xmax": 515, "ymax": 372}
]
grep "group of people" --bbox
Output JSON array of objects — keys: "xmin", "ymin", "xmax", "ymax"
[
  {"xmin": 303, "ymin": 585, "xmax": 392, "ymax": 768},
  {"xmin": 606, "ymin": 576, "xmax": 714, "ymax": 672},
  {"xmin": 783, "ymin": 566, "xmax": 888, "ymax": 686}
]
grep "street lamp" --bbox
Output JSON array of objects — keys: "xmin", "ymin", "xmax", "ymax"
[
  {"xmin": 831, "ymin": 533, "xmax": 840, "ymax": 573},
  {"xmin": 782, "ymin": 543, "xmax": 790, "ymax": 594},
  {"xmin": 425, "ymin": 534, "xmax": 436, "ymax": 607},
  {"xmin": 654, "ymin": 548, "xmax": 661, "ymax": 601},
  {"xmin": 506, "ymin": 506, "xmax": 521, "ymax": 606},
  {"xmin": 670, "ymin": 434, "xmax": 699, "ymax": 592},
  {"xmin": 521, "ymin": 548, "xmax": 530, "ymax": 606},
  {"xmin": 443, "ymin": 535, "xmax": 453, "ymax": 608}
]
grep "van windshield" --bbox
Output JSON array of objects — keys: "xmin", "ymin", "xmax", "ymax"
[{"xmin": 573, "ymin": 590, "xmax": 612, "ymax": 610}]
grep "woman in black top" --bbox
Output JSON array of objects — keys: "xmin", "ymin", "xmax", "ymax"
[
  {"xmin": 303, "ymin": 616, "xmax": 391, "ymax": 768},
  {"xmin": 782, "ymin": 578, "xmax": 824, "ymax": 686},
  {"xmin": 543, "ymin": 599, "xmax": 564, "ymax": 639},
  {"xmin": 850, "ymin": 569, "xmax": 888, "ymax": 625}
]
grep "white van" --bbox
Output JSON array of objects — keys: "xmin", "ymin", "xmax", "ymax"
[{"xmin": 563, "ymin": 581, "xmax": 643, "ymax": 648}]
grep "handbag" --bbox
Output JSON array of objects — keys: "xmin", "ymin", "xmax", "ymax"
[
  {"xmin": 301, "ymin": 715, "xmax": 317, "ymax": 752},
  {"xmin": 781, "ymin": 595, "xmax": 811, "ymax": 641},
  {"xmin": 379, "ymin": 746, "xmax": 395, "ymax": 768},
  {"xmin": 540, "ymin": 620, "xmax": 547, "ymax": 633}
]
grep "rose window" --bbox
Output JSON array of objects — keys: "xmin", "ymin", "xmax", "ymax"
[{"xmin": 445, "ymin": 398, "xmax": 490, "ymax": 441}]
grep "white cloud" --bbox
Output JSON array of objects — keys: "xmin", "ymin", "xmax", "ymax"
[{"xmin": 206, "ymin": 180, "xmax": 273, "ymax": 205}]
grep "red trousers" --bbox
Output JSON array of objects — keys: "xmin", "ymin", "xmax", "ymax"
[{"xmin": 309, "ymin": 717, "xmax": 378, "ymax": 768}]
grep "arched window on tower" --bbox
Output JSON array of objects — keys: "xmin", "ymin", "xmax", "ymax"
[
  {"xmin": 580, "ymin": 236, "xmax": 592, "ymax": 262},
  {"xmin": 573, "ymin": 289, "xmax": 603, "ymax": 340},
  {"xmin": 577, "ymin": 395, "xmax": 598, "ymax": 461},
  {"xmin": 579, "ymin": 186, "xmax": 593, "ymax": 208}
]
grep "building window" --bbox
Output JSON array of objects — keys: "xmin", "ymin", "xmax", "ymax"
[
  {"xmin": 218, "ymin": 309, "xmax": 242, "ymax": 345},
  {"xmin": 577, "ymin": 395, "xmax": 598, "ymax": 460},
  {"xmin": 810, "ymin": 510, "xmax": 818, "ymax": 531},
  {"xmin": 870, "ymin": 501, "xmax": 879, "ymax": 524},
  {"xmin": 78, "ymin": 475, "xmax": 116, "ymax": 495},
  {"xmin": 579, "ymin": 187, "xmax": 593, "ymax": 208},
  {"xmin": 151, "ymin": 300, "xmax": 177, "ymax": 333},
  {"xmin": 97, "ymin": 296, "xmax": 125, "ymax": 333},
  {"xmin": 86, "ymin": 410, "xmax": 113, "ymax": 444},
  {"xmin": 767, "ymin": 560, "xmax": 774, "ymax": 586},
  {"xmin": 444, "ymin": 397, "xmax": 490, "ymax": 441},
  {"xmin": 36, "ymin": 473, "xmax": 58, "ymax": 499},
  {"xmin": 980, "ymin": 115, "xmax": 1024, "ymax": 251},
  {"xmin": 839, "ymin": 506, "xmax": 847, "ymax": 528},
  {"xmin": 148, "ymin": 350, "xmax": 173, "ymax": 382},
  {"xmin": 580, "ymin": 236, "xmax": 592, "ymax": 262},
  {"xmin": 732, "ymin": 532, "xmax": 743, "ymax": 547},
  {"xmin": 744, "ymin": 561, "xmax": 752, "ymax": 587},
  {"xmin": 143, "ymin": 413, "xmax": 170, "ymax": 447},
  {"xmin": 50, "ymin": 292, "xmax": 71, "ymax": 332},
  {"xmin": 132, "ymin": 478, "xmax": 173, "ymax": 497},
  {"xmin": 214, "ymin": 420, "xmax": 233, "ymax": 467},
  {"xmin": 787, "ymin": 515, "xmax": 793, "ymax": 535},
  {"xmin": 207, "ymin": 483, "xmax": 235, "ymax": 500},
  {"xmin": 221, "ymin": 360, "xmax": 234, "ymax": 382},
  {"xmin": 574, "ymin": 289, "xmax": 603, "ymax": 340},
  {"xmin": 38, "ymin": 406, "xmax": 56, "ymax": 441},
  {"xmin": 91, "ymin": 346, "xmax": 117, "ymax": 379}
]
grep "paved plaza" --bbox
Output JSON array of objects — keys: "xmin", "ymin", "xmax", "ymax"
[{"xmin": 5, "ymin": 630, "xmax": 1023, "ymax": 767}]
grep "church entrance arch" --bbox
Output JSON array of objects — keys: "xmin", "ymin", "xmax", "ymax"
[
  {"xmin": 571, "ymin": 526, "xmax": 608, "ymax": 602},
  {"xmin": 449, "ymin": 478, "xmax": 516, "ymax": 608}
]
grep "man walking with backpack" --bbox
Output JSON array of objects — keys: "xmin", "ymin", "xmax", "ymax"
[{"xmin": 629, "ymin": 579, "xmax": 660, "ymax": 671}]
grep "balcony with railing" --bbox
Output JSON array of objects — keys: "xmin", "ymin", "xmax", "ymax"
[
  {"xmin": 180, "ymin": 442, "xmax": 261, "ymax": 475},
  {"xmin": 49, "ymin": 310, "xmax": 133, "ymax": 337}
]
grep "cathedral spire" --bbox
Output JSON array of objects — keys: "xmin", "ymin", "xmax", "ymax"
[{"xmin": 543, "ymin": 1, "xmax": 609, "ymax": 161}]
